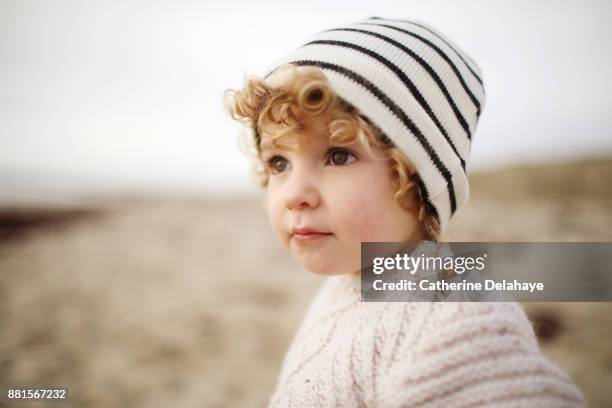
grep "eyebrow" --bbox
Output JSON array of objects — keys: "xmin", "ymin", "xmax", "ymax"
[
  {"xmin": 259, "ymin": 142, "xmax": 273, "ymax": 151},
  {"xmin": 259, "ymin": 139, "xmax": 297, "ymax": 153},
  {"xmin": 259, "ymin": 128, "xmax": 306, "ymax": 153},
  {"xmin": 259, "ymin": 143, "xmax": 280, "ymax": 154}
]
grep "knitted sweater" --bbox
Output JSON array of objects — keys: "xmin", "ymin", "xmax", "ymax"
[{"xmin": 267, "ymin": 272, "xmax": 586, "ymax": 407}]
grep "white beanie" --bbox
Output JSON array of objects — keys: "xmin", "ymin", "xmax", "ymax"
[{"xmin": 262, "ymin": 16, "xmax": 486, "ymax": 234}]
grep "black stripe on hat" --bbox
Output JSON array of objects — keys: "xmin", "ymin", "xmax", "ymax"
[
  {"xmin": 303, "ymin": 39, "xmax": 467, "ymax": 171},
  {"xmin": 288, "ymin": 59, "xmax": 458, "ymax": 215},
  {"xmin": 358, "ymin": 22, "xmax": 482, "ymax": 118},
  {"xmin": 368, "ymin": 16, "xmax": 484, "ymax": 87},
  {"xmin": 411, "ymin": 171, "xmax": 440, "ymax": 225},
  {"xmin": 324, "ymin": 27, "xmax": 472, "ymax": 138}
]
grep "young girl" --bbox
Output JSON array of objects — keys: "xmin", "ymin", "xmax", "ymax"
[{"xmin": 224, "ymin": 16, "xmax": 585, "ymax": 407}]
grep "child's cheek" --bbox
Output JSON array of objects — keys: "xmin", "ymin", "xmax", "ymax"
[
  {"xmin": 333, "ymin": 190, "xmax": 388, "ymax": 243},
  {"xmin": 265, "ymin": 192, "xmax": 289, "ymax": 250}
]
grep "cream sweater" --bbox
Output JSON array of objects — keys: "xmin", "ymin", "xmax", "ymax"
[{"xmin": 267, "ymin": 273, "xmax": 586, "ymax": 407}]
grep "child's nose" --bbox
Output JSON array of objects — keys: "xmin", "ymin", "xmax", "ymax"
[{"xmin": 283, "ymin": 166, "xmax": 321, "ymax": 211}]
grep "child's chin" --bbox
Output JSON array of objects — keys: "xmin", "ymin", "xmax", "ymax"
[
  {"xmin": 306, "ymin": 268, "xmax": 350, "ymax": 276},
  {"xmin": 299, "ymin": 259, "xmax": 354, "ymax": 276},
  {"xmin": 292, "ymin": 248, "xmax": 358, "ymax": 276}
]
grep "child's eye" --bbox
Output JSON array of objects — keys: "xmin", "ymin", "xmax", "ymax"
[
  {"xmin": 266, "ymin": 155, "xmax": 289, "ymax": 174},
  {"xmin": 328, "ymin": 148, "xmax": 357, "ymax": 166},
  {"xmin": 264, "ymin": 149, "xmax": 356, "ymax": 175}
]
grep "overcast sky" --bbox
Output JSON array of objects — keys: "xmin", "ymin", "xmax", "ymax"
[{"xmin": 1, "ymin": 0, "xmax": 611, "ymax": 198}]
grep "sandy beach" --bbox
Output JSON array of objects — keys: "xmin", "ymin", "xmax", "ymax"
[{"xmin": 1, "ymin": 157, "xmax": 611, "ymax": 407}]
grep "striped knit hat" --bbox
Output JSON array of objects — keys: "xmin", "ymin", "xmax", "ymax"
[{"xmin": 262, "ymin": 16, "xmax": 485, "ymax": 235}]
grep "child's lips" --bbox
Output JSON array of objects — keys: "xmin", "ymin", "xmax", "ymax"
[
  {"xmin": 291, "ymin": 227, "xmax": 333, "ymax": 243},
  {"xmin": 292, "ymin": 231, "xmax": 333, "ymax": 243}
]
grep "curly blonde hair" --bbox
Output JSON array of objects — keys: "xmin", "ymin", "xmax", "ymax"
[{"xmin": 223, "ymin": 64, "xmax": 440, "ymax": 241}]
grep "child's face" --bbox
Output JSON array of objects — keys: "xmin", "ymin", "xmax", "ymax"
[{"xmin": 261, "ymin": 115, "xmax": 423, "ymax": 276}]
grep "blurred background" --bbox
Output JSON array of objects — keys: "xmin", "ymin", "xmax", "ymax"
[{"xmin": 1, "ymin": 0, "xmax": 611, "ymax": 407}]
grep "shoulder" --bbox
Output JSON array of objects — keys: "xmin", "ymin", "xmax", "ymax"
[
  {"xmin": 371, "ymin": 302, "xmax": 536, "ymax": 353},
  {"xmin": 366, "ymin": 302, "xmax": 536, "ymax": 374},
  {"xmin": 374, "ymin": 302, "xmax": 586, "ymax": 408},
  {"xmin": 412, "ymin": 302, "xmax": 539, "ymax": 351}
]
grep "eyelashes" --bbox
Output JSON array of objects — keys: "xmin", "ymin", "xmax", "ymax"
[
  {"xmin": 265, "ymin": 148, "xmax": 358, "ymax": 175},
  {"xmin": 267, "ymin": 155, "xmax": 288, "ymax": 174}
]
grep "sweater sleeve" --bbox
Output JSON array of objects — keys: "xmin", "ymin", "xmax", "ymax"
[{"xmin": 375, "ymin": 302, "xmax": 586, "ymax": 408}]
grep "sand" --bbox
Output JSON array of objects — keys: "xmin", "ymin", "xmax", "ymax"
[{"xmin": 1, "ymin": 158, "xmax": 611, "ymax": 407}]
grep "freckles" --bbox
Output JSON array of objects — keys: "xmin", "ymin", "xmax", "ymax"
[
  {"xmin": 335, "ymin": 194, "xmax": 385, "ymax": 241},
  {"xmin": 358, "ymin": 207, "xmax": 389, "ymax": 240},
  {"xmin": 341, "ymin": 190, "xmax": 400, "ymax": 242}
]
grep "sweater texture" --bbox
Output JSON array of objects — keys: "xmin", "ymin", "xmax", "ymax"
[{"xmin": 267, "ymin": 272, "xmax": 586, "ymax": 407}]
